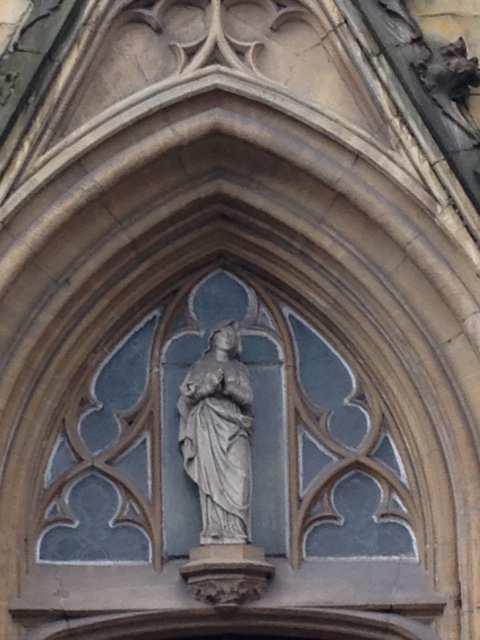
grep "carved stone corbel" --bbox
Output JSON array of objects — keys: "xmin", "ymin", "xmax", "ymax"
[{"xmin": 180, "ymin": 544, "xmax": 275, "ymax": 607}]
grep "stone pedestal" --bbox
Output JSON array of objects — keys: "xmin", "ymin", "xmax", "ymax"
[{"xmin": 180, "ymin": 544, "xmax": 275, "ymax": 607}]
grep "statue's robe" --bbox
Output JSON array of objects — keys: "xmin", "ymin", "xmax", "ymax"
[{"xmin": 178, "ymin": 354, "xmax": 253, "ymax": 543}]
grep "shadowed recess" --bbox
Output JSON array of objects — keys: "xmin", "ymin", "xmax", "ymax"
[
  {"xmin": 39, "ymin": 474, "xmax": 151, "ymax": 563},
  {"xmin": 286, "ymin": 311, "xmax": 369, "ymax": 449},
  {"xmin": 163, "ymin": 272, "xmax": 287, "ymax": 557},
  {"xmin": 305, "ymin": 472, "xmax": 416, "ymax": 558},
  {"xmin": 79, "ymin": 315, "xmax": 158, "ymax": 454}
]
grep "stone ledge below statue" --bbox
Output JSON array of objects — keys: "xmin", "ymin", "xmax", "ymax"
[{"xmin": 180, "ymin": 544, "xmax": 275, "ymax": 607}]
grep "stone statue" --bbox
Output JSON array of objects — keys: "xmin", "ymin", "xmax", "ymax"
[{"xmin": 178, "ymin": 321, "xmax": 253, "ymax": 545}]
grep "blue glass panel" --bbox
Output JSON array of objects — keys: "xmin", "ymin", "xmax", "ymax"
[
  {"xmin": 250, "ymin": 364, "xmax": 287, "ymax": 553},
  {"xmin": 391, "ymin": 495, "xmax": 408, "ymax": 514},
  {"xmin": 300, "ymin": 430, "xmax": 335, "ymax": 494},
  {"xmin": 39, "ymin": 474, "xmax": 150, "ymax": 563},
  {"xmin": 287, "ymin": 312, "xmax": 368, "ymax": 449},
  {"xmin": 79, "ymin": 410, "xmax": 118, "ymax": 457},
  {"xmin": 112, "ymin": 436, "xmax": 150, "ymax": 499},
  {"xmin": 257, "ymin": 305, "xmax": 276, "ymax": 330},
  {"xmin": 242, "ymin": 334, "xmax": 282, "ymax": 364},
  {"xmin": 163, "ymin": 332, "xmax": 287, "ymax": 557},
  {"xmin": 46, "ymin": 502, "xmax": 61, "ymax": 519},
  {"xmin": 372, "ymin": 433, "xmax": 404, "ymax": 480},
  {"xmin": 305, "ymin": 472, "xmax": 416, "ymax": 558},
  {"xmin": 46, "ymin": 435, "xmax": 77, "ymax": 486},
  {"xmin": 164, "ymin": 333, "xmax": 205, "ymax": 364},
  {"xmin": 192, "ymin": 271, "xmax": 249, "ymax": 329},
  {"xmin": 80, "ymin": 315, "xmax": 158, "ymax": 454},
  {"xmin": 288, "ymin": 314, "xmax": 350, "ymax": 406},
  {"xmin": 165, "ymin": 333, "xmax": 281, "ymax": 366},
  {"xmin": 328, "ymin": 405, "xmax": 369, "ymax": 450},
  {"xmin": 162, "ymin": 364, "xmax": 202, "ymax": 555}
]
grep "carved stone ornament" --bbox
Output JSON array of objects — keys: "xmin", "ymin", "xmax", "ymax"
[
  {"xmin": 128, "ymin": 0, "xmax": 320, "ymax": 79},
  {"xmin": 415, "ymin": 37, "xmax": 480, "ymax": 135},
  {"xmin": 190, "ymin": 576, "xmax": 266, "ymax": 606},
  {"xmin": 178, "ymin": 321, "xmax": 253, "ymax": 546},
  {"xmin": 180, "ymin": 544, "xmax": 275, "ymax": 607},
  {"xmin": 178, "ymin": 321, "xmax": 274, "ymax": 605},
  {"xmin": 417, "ymin": 37, "xmax": 480, "ymax": 106}
]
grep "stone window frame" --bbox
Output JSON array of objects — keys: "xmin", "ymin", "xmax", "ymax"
[
  {"xmin": 29, "ymin": 267, "xmax": 422, "ymax": 572},
  {"xmin": 12, "ymin": 267, "xmax": 445, "ymax": 640},
  {"xmin": 1, "ymin": 0, "xmax": 474, "ymax": 626}
]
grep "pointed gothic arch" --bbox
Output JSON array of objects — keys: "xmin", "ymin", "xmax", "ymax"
[{"xmin": 1, "ymin": 3, "xmax": 480, "ymax": 639}]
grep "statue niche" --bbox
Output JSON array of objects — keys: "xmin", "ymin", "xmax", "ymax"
[
  {"xmin": 177, "ymin": 314, "xmax": 274, "ymax": 607},
  {"xmin": 178, "ymin": 321, "xmax": 253, "ymax": 545}
]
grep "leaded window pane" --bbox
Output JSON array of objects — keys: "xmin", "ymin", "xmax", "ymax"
[
  {"xmin": 372, "ymin": 433, "xmax": 406, "ymax": 483},
  {"xmin": 80, "ymin": 316, "xmax": 157, "ymax": 454},
  {"xmin": 286, "ymin": 311, "xmax": 369, "ymax": 449},
  {"xmin": 36, "ymin": 269, "xmax": 418, "ymax": 567},
  {"xmin": 304, "ymin": 472, "xmax": 416, "ymax": 559},
  {"xmin": 39, "ymin": 474, "xmax": 151, "ymax": 563}
]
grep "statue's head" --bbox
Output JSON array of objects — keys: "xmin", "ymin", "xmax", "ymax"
[{"xmin": 207, "ymin": 321, "xmax": 241, "ymax": 357}]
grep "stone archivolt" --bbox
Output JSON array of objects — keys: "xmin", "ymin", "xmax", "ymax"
[
  {"xmin": 0, "ymin": 2, "xmax": 480, "ymax": 640},
  {"xmin": 2, "ymin": 109, "xmax": 475, "ymax": 636},
  {"xmin": 31, "ymin": 268, "xmax": 420, "ymax": 573}
]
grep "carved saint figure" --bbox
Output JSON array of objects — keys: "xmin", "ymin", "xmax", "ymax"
[{"xmin": 178, "ymin": 321, "xmax": 253, "ymax": 544}]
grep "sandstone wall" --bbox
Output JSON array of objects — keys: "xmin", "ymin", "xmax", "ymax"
[
  {"xmin": 1, "ymin": 1, "xmax": 480, "ymax": 86},
  {"xmin": 0, "ymin": 0, "xmax": 29, "ymax": 55},
  {"xmin": 2, "ymin": 1, "xmax": 480, "ymax": 56}
]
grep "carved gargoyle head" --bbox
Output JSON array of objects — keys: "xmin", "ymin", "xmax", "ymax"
[
  {"xmin": 440, "ymin": 37, "xmax": 480, "ymax": 102},
  {"xmin": 418, "ymin": 37, "xmax": 480, "ymax": 105}
]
